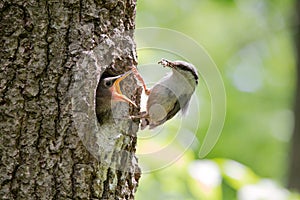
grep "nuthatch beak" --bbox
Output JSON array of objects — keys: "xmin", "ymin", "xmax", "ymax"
[
  {"xmin": 96, "ymin": 70, "xmax": 137, "ymax": 124},
  {"xmin": 131, "ymin": 59, "xmax": 199, "ymax": 129}
]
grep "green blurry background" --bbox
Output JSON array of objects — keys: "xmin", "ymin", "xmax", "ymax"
[{"xmin": 134, "ymin": 0, "xmax": 298, "ymax": 199}]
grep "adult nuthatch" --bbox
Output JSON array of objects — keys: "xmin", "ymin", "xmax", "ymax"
[
  {"xmin": 132, "ymin": 59, "xmax": 199, "ymax": 129},
  {"xmin": 96, "ymin": 70, "xmax": 137, "ymax": 124}
]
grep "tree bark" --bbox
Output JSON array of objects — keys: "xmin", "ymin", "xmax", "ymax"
[
  {"xmin": 0, "ymin": 0, "xmax": 141, "ymax": 199},
  {"xmin": 288, "ymin": 0, "xmax": 300, "ymax": 192}
]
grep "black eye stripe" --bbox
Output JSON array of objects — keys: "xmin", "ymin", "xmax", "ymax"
[{"xmin": 176, "ymin": 64, "xmax": 199, "ymax": 84}]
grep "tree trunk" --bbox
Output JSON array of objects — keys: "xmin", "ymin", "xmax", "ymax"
[
  {"xmin": 0, "ymin": 0, "xmax": 141, "ymax": 199},
  {"xmin": 288, "ymin": 0, "xmax": 300, "ymax": 192}
]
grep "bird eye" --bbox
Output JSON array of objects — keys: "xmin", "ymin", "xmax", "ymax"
[{"xmin": 104, "ymin": 80, "xmax": 113, "ymax": 88}]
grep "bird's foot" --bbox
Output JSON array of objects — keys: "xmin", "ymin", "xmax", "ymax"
[{"xmin": 130, "ymin": 65, "xmax": 151, "ymax": 96}]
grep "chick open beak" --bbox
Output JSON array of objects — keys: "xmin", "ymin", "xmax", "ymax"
[{"xmin": 109, "ymin": 70, "xmax": 137, "ymax": 107}]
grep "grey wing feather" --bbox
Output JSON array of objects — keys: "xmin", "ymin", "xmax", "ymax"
[
  {"xmin": 146, "ymin": 84, "xmax": 177, "ymax": 112},
  {"xmin": 147, "ymin": 84, "xmax": 182, "ymax": 129},
  {"xmin": 149, "ymin": 93, "xmax": 192, "ymax": 129},
  {"xmin": 149, "ymin": 99, "xmax": 180, "ymax": 129}
]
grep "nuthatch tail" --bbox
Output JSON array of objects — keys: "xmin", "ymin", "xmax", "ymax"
[
  {"xmin": 132, "ymin": 59, "xmax": 199, "ymax": 129},
  {"xmin": 96, "ymin": 70, "xmax": 137, "ymax": 124}
]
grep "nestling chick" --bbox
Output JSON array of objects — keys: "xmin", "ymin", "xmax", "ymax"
[
  {"xmin": 96, "ymin": 70, "xmax": 137, "ymax": 124},
  {"xmin": 132, "ymin": 59, "xmax": 199, "ymax": 129}
]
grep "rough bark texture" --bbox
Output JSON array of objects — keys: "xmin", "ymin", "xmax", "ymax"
[
  {"xmin": 0, "ymin": 0, "xmax": 141, "ymax": 199},
  {"xmin": 288, "ymin": 0, "xmax": 300, "ymax": 192}
]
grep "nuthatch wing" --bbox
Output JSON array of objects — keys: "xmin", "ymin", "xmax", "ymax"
[
  {"xmin": 132, "ymin": 59, "xmax": 199, "ymax": 129},
  {"xmin": 96, "ymin": 70, "xmax": 137, "ymax": 124}
]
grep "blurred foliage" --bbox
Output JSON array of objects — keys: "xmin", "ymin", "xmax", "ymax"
[{"xmin": 135, "ymin": 0, "xmax": 298, "ymax": 199}]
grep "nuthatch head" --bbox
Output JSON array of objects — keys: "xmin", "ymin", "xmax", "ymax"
[
  {"xmin": 96, "ymin": 70, "xmax": 137, "ymax": 124},
  {"xmin": 132, "ymin": 59, "xmax": 199, "ymax": 129}
]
